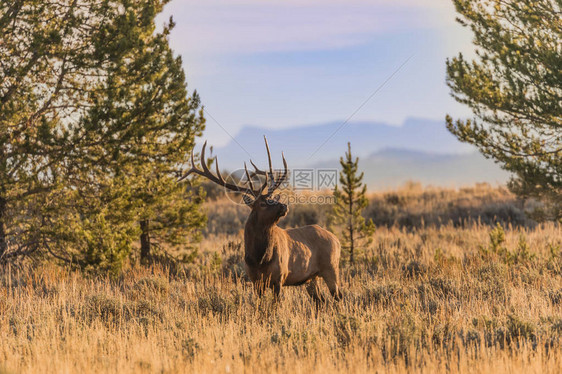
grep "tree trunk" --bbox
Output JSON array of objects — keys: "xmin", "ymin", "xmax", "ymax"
[
  {"xmin": 0, "ymin": 196, "xmax": 7, "ymax": 259},
  {"xmin": 348, "ymin": 195, "xmax": 354, "ymax": 264},
  {"xmin": 349, "ymin": 223, "xmax": 354, "ymax": 264},
  {"xmin": 140, "ymin": 219, "xmax": 151, "ymax": 264}
]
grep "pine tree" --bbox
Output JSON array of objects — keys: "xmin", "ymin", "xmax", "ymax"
[
  {"xmin": 446, "ymin": 0, "xmax": 562, "ymax": 221},
  {"xmin": 329, "ymin": 142, "xmax": 375, "ymax": 264},
  {"xmin": 0, "ymin": 1, "xmax": 206, "ymax": 271},
  {"xmin": 72, "ymin": 5, "xmax": 206, "ymax": 268},
  {"xmin": 0, "ymin": 0, "xmax": 119, "ymax": 261},
  {"xmin": 136, "ymin": 170, "xmax": 207, "ymax": 265}
]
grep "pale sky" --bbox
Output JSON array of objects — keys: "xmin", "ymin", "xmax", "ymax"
[{"xmin": 158, "ymin": 0, "xmax": 475, "ymax": 146}]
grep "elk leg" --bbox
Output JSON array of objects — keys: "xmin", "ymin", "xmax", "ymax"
[
  {"xmin": 306, "ymin": 277, "xmax": 326, "ymax": 303},
  {"xmin": 321, "ymin": 268, "xmax": 342, "ymax": 300},
  {"xmin": 254, "ymin": 281, "xmax": 266, "ymax": 297},
  {"xmin": 272, "ymin": 282, "xmax": 281, "ymax": 300}
]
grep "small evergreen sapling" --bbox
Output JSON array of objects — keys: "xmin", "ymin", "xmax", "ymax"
[{"xmin": 329, "ymin": 143, "xmax": 375, "ymax": 264}]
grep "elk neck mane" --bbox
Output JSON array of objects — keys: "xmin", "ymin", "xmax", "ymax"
[{"xmin": 244, "ymin": 211, "xmax": 283, "ymax": 267}]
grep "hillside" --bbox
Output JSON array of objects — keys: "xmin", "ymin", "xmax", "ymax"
[
  {"xmin": 212, "ymin": 118, "xmax": 473, "ymax": 167},
  {"xmin": 210, "ymin": 118, "xmax": 508, "ymax": 187},
  {"xmin": 316, "ymin": 149, "xmax": 510, "ymax": 189}
]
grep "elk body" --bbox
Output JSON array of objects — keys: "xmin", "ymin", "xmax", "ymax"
[{"xmin": 180, "ymin": 138, "xmax": 342, "ymax": 300}]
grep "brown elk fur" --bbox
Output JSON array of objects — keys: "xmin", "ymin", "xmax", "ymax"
[{"xmin": 244, "ymin": 195, "xmax": 342, "ymax": 299}]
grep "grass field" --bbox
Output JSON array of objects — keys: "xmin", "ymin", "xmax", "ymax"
[{"xmin": 1, "ymin": 185, "xmax": 562, "ymax": 373}]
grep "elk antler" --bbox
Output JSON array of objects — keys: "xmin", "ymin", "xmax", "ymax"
[
  {"xmin": 249, "ymin": 136, "xmax": 289, "ymax": 197},
  {"xmin": 179, "ymin": 136, "xmax": 288, "ymax": 201},
  {"xmin": 178, "ymin": 141, "xmax": 261, "ymax": 197}
]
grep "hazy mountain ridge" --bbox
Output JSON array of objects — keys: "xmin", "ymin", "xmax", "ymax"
[
  {"xmin": 211, "ymin": 118, "xmax": 509, "ymax": 188},
  {"xmin": 213, "ymin": 118, "xmax": 472, "ymax": 167},
  {"xmin": 314, "ymin": 148, "xmax": 509, "ymax": 189}
]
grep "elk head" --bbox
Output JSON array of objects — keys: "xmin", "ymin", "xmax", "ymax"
[{"xmin": 179, "ymin": 136, "xmax": 289, "ymax": 223}]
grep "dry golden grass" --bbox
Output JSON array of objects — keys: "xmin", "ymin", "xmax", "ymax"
[
  {"xmin": 364, "ymin": 182, "xmax": 532, "ymax": 228},
  {"xmin": 1, "ymin": 219, "xmax": 562, "ymax": 373},
  {"xmin": 203, "ymin": 183, "xmax": 532, "ymax": 237}
]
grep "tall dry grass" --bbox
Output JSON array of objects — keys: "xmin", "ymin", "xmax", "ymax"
[
  {"xmin": 203, "ymin": 183, "xmax": 533, "ymax": 237},
  {"xmin": 1, "ymin": 219, "xmax": 561, "ymax": 373}
]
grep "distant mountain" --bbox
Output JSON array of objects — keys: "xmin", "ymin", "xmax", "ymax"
[
  {"xmin": 207, "ymin": 118, "xmax": 509, "ymax": 188},
  {"xmin": 314, "ymin": 149, "xmax": 510, "ymax": 189},
  {"xmin": 212, "ymin": 118, "xmax": 473, "ymax": 169}
]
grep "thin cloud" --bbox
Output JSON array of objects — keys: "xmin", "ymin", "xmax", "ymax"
[
  {"xmin": 159, "ymin": 1, "xmax": 456, "ymax": 56},
  {"xmin": 157, "ymin": 0, "xmax": 472, "ymax": 147}
]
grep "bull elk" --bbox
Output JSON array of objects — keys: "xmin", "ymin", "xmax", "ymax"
[{"xmin": 180, "ymin": 137, "xmax": 342, "ymax": 300}]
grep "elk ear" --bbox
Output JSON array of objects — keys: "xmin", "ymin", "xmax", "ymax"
[
  {"xmin": 242, "ymin": 194, "xmax": 255, "ymax": 206},
  {"xmin": 273, "ymin": 194, "xmax": 281, "ymax": 202}
]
